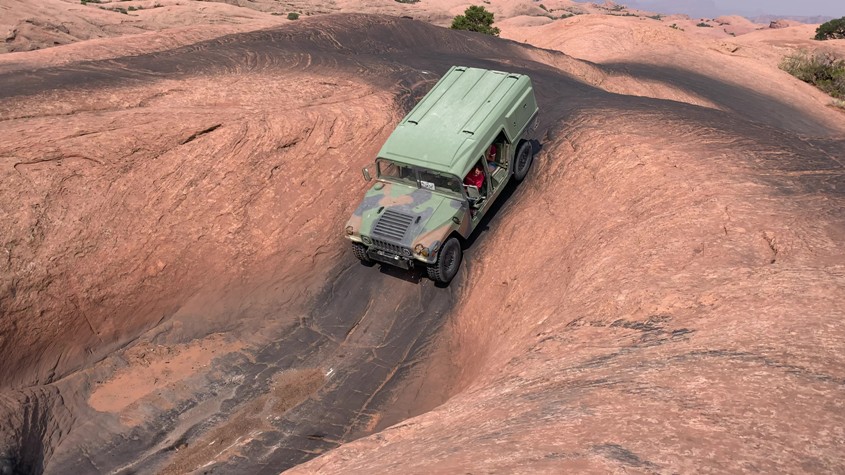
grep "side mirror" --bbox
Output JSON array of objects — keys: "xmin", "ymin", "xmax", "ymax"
[
  {"xmin": 362, "ymin": 166, "xmax": 372, "ymax": 182},
  {"xmin": 465, "ymin": 185, "xmax": 480, "ymax": 200}
]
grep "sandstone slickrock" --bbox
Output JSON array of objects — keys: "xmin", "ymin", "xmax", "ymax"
[{"xmin": 0, "ymin": 3, "xmax": 843, "ymax": 474}]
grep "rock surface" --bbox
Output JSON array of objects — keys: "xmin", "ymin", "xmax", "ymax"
[{"xmin": 1, "ymin": 1, "xmax": 844, "ymax": 474}]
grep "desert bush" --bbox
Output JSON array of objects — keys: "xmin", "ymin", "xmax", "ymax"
[
  {"xmin": 815, "ymin": 17, "xmax": 845, "ymax": 40},
  {"xmin": 451, "ymin": 5, "xmax": 500, "ymax": 36},
  {"xmin": 648, "ymin": 14, "xmax": 662, "ymax": 20},
  {"xmin": 696, "ymin": 22, "xmax": 712, "ymax": 27},
  {"xmin": 780, "ymin": 50, "xmax": 845, "ymax": 99},
  {"xmin": 287, "ymin": 12, "xmax": 299, "ymax": 20}
]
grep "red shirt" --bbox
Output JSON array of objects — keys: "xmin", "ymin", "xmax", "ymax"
[{"xmin": 464, "ymin": 169, "xmax": 484, "ymax": 189}]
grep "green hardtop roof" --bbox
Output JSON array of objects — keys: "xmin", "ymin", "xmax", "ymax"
[{"xmin": 377, "ymin": 66, "xmax": 534, "ymax": 177}]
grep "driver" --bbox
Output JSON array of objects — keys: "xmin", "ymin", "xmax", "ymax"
[{"xmin": 463, "ymin": 164, "xmax": 484, "ymax": 189}]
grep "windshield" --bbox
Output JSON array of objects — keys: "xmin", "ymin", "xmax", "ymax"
[
  {"xmin": 377, "ymin": 159, "xmax": 416, "ymax": 186},
  {"xmin": 417, "ymin": 169, "xmax": 463, "ymax": 197},
  {"xmin": 376, "ymin": 159, "xmax": 462, "ymax": 198}
]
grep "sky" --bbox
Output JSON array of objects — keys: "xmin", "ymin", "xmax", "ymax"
[{"xmin": 592, "ymin": 0, "xmax": 844, "ymax": 18}]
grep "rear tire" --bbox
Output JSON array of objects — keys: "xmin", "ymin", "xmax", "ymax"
[
  {"xmin": 513, "ymin": 140, "xmax": 533, "ymax": 182},
  {"xmin": 351, "ymin": 242, "xmax": 374, "ymax": 266},
  {"xmin": 426, "ymin": 237, "xmax": 462, "ymax": 284}
]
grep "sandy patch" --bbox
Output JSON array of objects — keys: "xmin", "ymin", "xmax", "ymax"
[
  {"xmin": 88, "ymin": 333, "xmax": 243, "ymax": 413},
  {"xmin": 158, "ymin": 368, "xmax": 325, "ymax": 475}
]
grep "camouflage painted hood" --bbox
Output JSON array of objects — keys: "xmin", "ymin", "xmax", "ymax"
[{"xmin": 350, "ymin": 181, "xmax": 464, "ymax": 248}]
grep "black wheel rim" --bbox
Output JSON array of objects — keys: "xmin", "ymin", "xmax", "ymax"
[
  {"xmin": 518, "ymin": 148, "xmax": 530, "ymax": 172},
  {"xmin": 442, "ymin": 242, "xmax": 459, "ymax": 278}
]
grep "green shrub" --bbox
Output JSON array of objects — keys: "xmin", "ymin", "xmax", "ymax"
[
  {"xmin": 669, "ymin": 23, "xmax": 684, "ymax": 31},
  {"xmin": 287, "ymin": 12, "xmax": 299, "ymax": 20},
  {"xmin": 780, "ymin": 51, "xmax": 845, "ymax": 99},
  {"xmin": 696, "ymin": 22, "xmax": 712, "ymax": 27},
  {"xmin": 815, "ymin": 17, "xmax": 845, "ymax": 40},
  {"xmin": 648, "ymin": 14, "xmax": 662, "ymax": 20},
  {"xmin": 451, "ymin": 5, "xmax": 500, "ymax": 36}
]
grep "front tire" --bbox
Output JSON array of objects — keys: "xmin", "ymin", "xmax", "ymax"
[
  {"xmin": 427, "ymin": 237, "xmax": 462, "ymax": 285},
  {"xmin": 513, "ymin": 140, "xmax": 533, "ymax": 182},
  {"xmin": 351, "ymin": 242, "xmax": 374, "ymax": 266}
]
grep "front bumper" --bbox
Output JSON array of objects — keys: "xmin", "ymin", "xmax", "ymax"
[
  {"xmin": 345, "ymin": 235, "xmax": 437, "ymax": 267},
  {"xmin": 367, "ymin": 247, "xmax": 415, "ymax": 270}
]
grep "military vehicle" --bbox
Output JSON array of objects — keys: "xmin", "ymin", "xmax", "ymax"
[{"xmin": 344, "ymin": 65, "xmax": 539, "ymax": 284}]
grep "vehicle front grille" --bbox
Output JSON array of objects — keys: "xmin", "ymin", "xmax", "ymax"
[
  {"xmin": 372, "ymin": 209, "xmax": 414, "ymax": 241},
  {"xmin": 372, "ymin": 238, "xmax": 411, "ymax": 257}
]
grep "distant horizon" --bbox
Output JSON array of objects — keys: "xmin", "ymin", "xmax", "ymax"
[{"xmin": 578, "ymin": 0, "xmax": 843, "ymax": 19}]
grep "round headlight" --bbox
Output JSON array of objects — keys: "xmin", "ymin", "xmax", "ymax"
[
  {"xmin": 362, "ymin": 236, "xmax": 372, "ymax": 245},
  {"xmin": 345, "ymin": 226, "xmax": 354, "ymax": 236}
]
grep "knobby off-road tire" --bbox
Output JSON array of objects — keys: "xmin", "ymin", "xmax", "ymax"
[
  {"xmin": 513, "ymin": 140, "xmax": 533, "ymax": 182},
  {"xmin": 351, "ymin": 242, "xmax": 374, "ymax": 266},
  {"xmin": 427, "ymin": 237, "xmax": 462, "ymax": 284}
]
